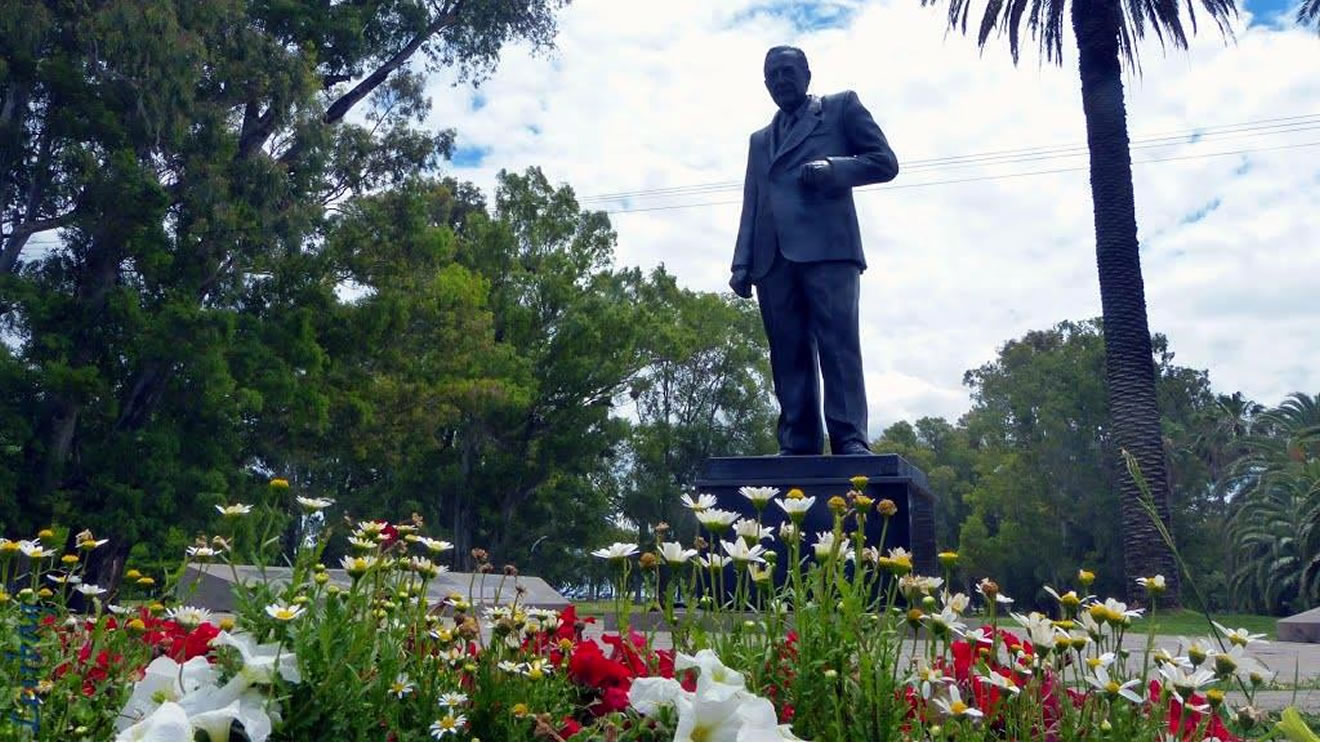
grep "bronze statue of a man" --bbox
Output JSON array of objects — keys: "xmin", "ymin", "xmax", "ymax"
[{"xmin": 730, "ymin": 46, "xmax": 899, "ymax": 456}]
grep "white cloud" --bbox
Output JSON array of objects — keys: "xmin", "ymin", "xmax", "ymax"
[{"xmin": 424, "ymin": 0, "xmax": 1320, "ymax": 434}]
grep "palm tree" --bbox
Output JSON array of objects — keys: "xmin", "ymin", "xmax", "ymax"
[
  {"xmin": 1301, "ymin": 0, "xmax": 1319, "ymax": 29},
  {"xmin": 922, "ymin": 0, "xmax": 1240, "ymax": 605},
  {"xmin": 1226, "ymin": 393, "xmax": 1320, "ymax": 613}
]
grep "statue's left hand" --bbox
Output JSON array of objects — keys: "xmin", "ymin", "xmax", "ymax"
[{"xmin": 798, "ymin": 159, "xmax": 832, "ymax": 189}]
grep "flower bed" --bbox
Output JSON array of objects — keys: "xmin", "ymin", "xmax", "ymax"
[{"xmin": 0, "ymin": 479, "xmax": 1311, "ymax": 741}]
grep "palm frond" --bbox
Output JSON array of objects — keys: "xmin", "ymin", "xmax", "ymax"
[
  {"xmin": 923, "ymin": 0, "xmax": 1236, "ymax": 68},
  {"xmin": 1302, "ymin": 0, "xmax": 1320, "ymax": 28}
]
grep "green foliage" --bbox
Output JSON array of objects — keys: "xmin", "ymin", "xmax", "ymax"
[
  {"xmin": 620, "ymin": 269, "xmax": 777, "ymax": 544},
  {"xmin": 874, "ymin": 320, "xmax": 1239, "ymax": 609},
  {"xmin": 0, "ymin": 0, "xmax": 570, "ymax": 587},
  {"xmin": 1224, "ymin": 393, "xmax": 1320, "ymax": 614}
]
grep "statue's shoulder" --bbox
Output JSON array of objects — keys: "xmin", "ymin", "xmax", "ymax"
[{"xmin": 819, "ymin": 90, "xmax": 862, "ymax": 109}]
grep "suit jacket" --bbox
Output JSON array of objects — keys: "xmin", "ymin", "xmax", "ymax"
[{"xmin": 732, "ymin": 91, "xmax": 899, "ymax": 280}]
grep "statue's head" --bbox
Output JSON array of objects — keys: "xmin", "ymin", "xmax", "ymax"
[{"xmin": 764, "ymin": 46, "xmax": 810, "ymax": 113}]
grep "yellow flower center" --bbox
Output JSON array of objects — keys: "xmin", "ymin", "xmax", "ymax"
[
  {"xmin": 1106, "ymin": 681, "xmax": 1120, "ymax": 695},
  {"xmin": 273, "ymin": 608, "xmax": 297, "ymax": 620},
  {"xmin": 950, "ymin": 701, "xmax": 968, "ymax": 716},
  {"xmin": 689, "ymin": 724, "xmax": 713, "ymax": 741}
]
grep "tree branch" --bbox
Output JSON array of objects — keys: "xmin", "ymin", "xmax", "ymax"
[
  {"xmin": 1, "ymin": 213, "xmax": 75, "ymax": 274},
  {"xmin": 322, "ymin": 5, "xmax": 461, "ymax": 126}
]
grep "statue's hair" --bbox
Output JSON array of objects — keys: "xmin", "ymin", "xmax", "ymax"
[{"xmin": 764, "ymin": 45, "xmax": 809, "ymax": 71}]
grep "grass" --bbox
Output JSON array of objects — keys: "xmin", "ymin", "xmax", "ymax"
[{"xmin": 1128, "ymin": 609, "xmax": 1278, "ymax": 640}]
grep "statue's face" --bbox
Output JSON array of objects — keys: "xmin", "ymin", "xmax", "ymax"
[{"xmin": 764, "ymin": 51, "xmax": 810, "ymax": 112}]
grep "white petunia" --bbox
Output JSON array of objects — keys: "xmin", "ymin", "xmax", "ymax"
[
  {"xmin": 116, "ymin": 656, "xmax": 220, "ymax": 732},
  {"xmin": 116, "ymin": 701, "xmax": 193, "ymax": 742},
  {"xmin": 629, "ymin": 676, "xmax": 687, "ymax": 715},
  {"xmin": 676, "ymin": 648, "xmax": 747, "ymax": 701},
  {"xmin": 211, "ymin": 631, "xmax": 301, "ymax": 686}
]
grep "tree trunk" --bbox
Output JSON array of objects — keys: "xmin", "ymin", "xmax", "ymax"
[{"xmin": 1073, "ymin": 0, "xmax": 1180, "ymax": 606}]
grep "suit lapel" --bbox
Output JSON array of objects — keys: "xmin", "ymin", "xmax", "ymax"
[{"xmin": 770, "ymin": 96, "xmax": 823, "ymax": 168}]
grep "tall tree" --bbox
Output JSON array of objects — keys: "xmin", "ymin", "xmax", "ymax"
[
  {"xmin": 918, "ymin": 0, "xmax": 1238, "ymax": 604},
  {"xmin": 620, "ymin": 268, "xmax": 777, "ymax": 542},
  {"xmin": 1224, "ymin": 393, "xmax": 1320, "ymax": 614},
  {"xmin": 1301, "ymin": 0, "xmax": 1319, "ymax": 29},
  {"xmin": 0, "ymin": 0, "xmax": 568, "ymax": 588}
]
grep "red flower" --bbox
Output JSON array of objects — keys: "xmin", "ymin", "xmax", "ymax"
[
  {"xmin": 559, "ymin": 715, "xmax": 583, "ymax": 738},
  {"xmin": 1150, "ymin": 681, "xmax": 1240, "ymax": 741}
]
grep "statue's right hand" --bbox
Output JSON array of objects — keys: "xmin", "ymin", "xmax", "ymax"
[{"xmin": 729, "ymin": 269, "xmax": 753, "ymax": 299}]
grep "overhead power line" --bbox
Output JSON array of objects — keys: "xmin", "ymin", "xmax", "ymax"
[
  {"xmin": 600, "ymin": 139, "xmax": 1320, "ymax": 215},
  {"xmin": 577, "ymin": 112, "xmax": 1320, "ymax": 208}
]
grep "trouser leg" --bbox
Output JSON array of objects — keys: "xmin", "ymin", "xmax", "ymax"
[
  {"xmin": 801, "ymin": 261, "xmax": 869, "ymax": 453},
  {"xmin": 755, "ymin": 257, "xmax": 824, "ymax": 454}
]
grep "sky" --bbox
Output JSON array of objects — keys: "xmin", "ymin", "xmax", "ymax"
[{"xmin": 421, "ymin": 0, "xmax": 1320, "ymax": 435}]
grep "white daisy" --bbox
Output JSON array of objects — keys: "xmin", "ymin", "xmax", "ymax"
[
  {"xmin": 215, "ymin": 504, "xmax": 253, "ymax": 517},
  {"xmin": 429, "ymin": 714, "xmax": 467, "ymax": 740},
  {"xmin": 1086, "ymin": 664, "xmax": 1143, "ymax": 703},
  {"xmin": 590, "ymin": 542, "xmax": 639, "ymax": 561},
  {"xmin": 264, "ymin": 603, "xmax": 305, "ymax": 622},
  {"xmin": 693, "ymin": 508, "xmax": 739, "ymax": 531},
  {"xmin": 658, "ymin": 541, "xmax": 698, "ymax": 565},
  {"xmin": 165, "ymin": 605, "xmax": 212, "ymax": 628},
  {"xmin": 388, "ymin": 674, "xmax": 414, "ymax": 699},
  {"xmin": 296, "ymin": 496, "xmax": 334, "ymax": 512},
  {"xmin": 415, "ymin": 537, "xmax": 454, "ymax": 554},
  {"xmin": 680, "ymin": 493, "xmax": 717, "ymax": 511},
  {"xmin": 720, "ymin": 539, "xmax": 767, "ymax": 564},
  {"xmin": 774, "ymin": 496, "xmax": 816, "ymax": 518},
  {"xmin": 932, "ymin": 685, "xmax": 983, "ymax": 720},
  {"xmin": 437, "ymin": 691, "xmax": 469, "ymax": 708},
  {"xmin": 738, "ymin": 486, "xmax": 779, "ymax": 507}
]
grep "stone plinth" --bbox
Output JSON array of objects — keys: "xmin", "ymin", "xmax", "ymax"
[
  {"xmin": 1278, "ymin": 607, "xmax": 1320, "ymax": 643},
  {"xmin": 695, "ymin": 453, "xmax": 938, "ymax": 579},
  {"xmin": 177, "ymin": 564, "xmax": 569, "ymax": 612}
]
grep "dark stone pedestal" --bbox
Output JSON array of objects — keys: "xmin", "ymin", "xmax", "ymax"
[{"xmin": 695, "ymin": 454, "xmax": 938, "ymax": 578}]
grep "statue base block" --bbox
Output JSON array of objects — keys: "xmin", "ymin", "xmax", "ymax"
[{"xmin": 695, "ymin": 454, "xmax": 938, "ymax": 577}]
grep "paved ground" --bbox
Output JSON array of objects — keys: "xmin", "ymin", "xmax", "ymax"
[{"xmin": 580, "ymin": 624, "xmax": 1320, "ymax": 710}]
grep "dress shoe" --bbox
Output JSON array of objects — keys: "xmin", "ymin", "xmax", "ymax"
[{"xmin": 835, "ymin": 443, "xmax": 873, "ymax": 456}]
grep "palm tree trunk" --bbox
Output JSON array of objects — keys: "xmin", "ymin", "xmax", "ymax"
[{"xmin": 1073, "ymin": 0, "xmax": 1180, "ymax": 606}]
